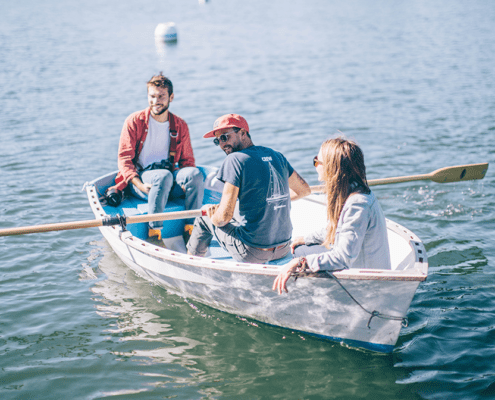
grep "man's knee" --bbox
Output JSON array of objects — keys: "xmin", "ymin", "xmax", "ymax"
[
  {"xmin": 151, "ymin": 170, "xmax": 173, "ymax": 188},
  {"xmin": 190, "ymin": 168, "xmax": 204, "ymax": 184},
  {"xmin": 193, "ymin": 215, "xmax": 211, "ymax": 233},
  {"xmin": 178, "ymin": 167, "xmax": 204, "ymax": 189},
  {"xmin": 186, "ymin": 216, "xmax": 212, "ymax": 255}
]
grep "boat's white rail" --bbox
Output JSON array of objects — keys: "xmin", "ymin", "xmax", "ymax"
[{"xmin": 86, "ymin": 185, "xmax": 428, "ymax": 282}]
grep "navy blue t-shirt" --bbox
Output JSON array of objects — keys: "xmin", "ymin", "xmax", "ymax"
[{"xmin": 217, "ymin": 146, "xmax": 294, "ymax": 248}]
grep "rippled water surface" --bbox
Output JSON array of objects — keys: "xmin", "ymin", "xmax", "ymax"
[{"xmin": 1, "ymin": 0, "xmax": 494, "ymax": 399}]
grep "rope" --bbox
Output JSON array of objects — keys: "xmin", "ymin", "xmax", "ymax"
[
  {"xmin": 324, "ymin": 271, "xmax": 408, "ymax": 328},
  {"xmin": 117, "ymin": 214, "xmax": 127, "ymax": 232}
]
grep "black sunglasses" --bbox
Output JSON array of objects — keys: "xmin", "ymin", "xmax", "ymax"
[
  {"xmin": 213, "ymin": 133, "xmax": 232, "ymax": 146},
  {"xmin": 313, "ymin": 155, "xmax": 323, "ymax": 167}
]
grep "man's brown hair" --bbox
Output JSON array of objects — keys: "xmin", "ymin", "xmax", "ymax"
[{"xmin": 147, "ymin": 73, "xmax": 173, "ymax": 95}]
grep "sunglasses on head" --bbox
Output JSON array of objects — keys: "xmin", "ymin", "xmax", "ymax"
[
  {"xmin": 313, "ymin": 155, "xmax": 323, "ymax": 167},
  {"xmin": 213, "ymin": 132, "xmax": 233, "ymax": 146}
]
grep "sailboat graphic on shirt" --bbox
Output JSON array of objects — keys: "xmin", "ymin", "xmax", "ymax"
[{"xmin": 266, "ymin": 162, "xmax": 289, "ymax": 204}]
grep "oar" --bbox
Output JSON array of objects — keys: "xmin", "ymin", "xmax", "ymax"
[
  {"xmin": 310, "ymin": 162, "xmax": 488, "ymax": 193},
  {"xmin": 1, "ymin": 162, "xmax": 488, "ymax": 236},
  {"xmin": 0, "ymin": 209, "xmax": 206, "ymax": 237}
]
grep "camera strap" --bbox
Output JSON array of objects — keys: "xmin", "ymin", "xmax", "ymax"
[{"xmin": 168, "ymin": 113, "xmax": 178, "ymax": 170}]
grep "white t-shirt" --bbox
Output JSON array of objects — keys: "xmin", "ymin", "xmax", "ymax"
[{"xmin": 137, "ymin": 118, "xmax": 171, "ymax": 169}]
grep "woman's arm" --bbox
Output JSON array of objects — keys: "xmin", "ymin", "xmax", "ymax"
[
  {"xmin": 306, "ymin": 200, "xmax": 371, "ymax": 272},
  {"xmin": 304, "ymin": 227, "xmax": 327, "ymax": 245}
]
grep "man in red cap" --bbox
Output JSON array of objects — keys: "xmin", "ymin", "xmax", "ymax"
[{"xmin": 186, "ymin": 114, "xmax": 311, "ymax": 264}]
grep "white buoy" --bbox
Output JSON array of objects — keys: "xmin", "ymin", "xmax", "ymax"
[{"xmin": 155, "ymin": 23, "xmax": 178, "ymax": 43}]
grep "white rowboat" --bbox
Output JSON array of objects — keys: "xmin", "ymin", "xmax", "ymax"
[{"xmin": 85, "ymin": 166, "xmax": 428, "ymax": 353}]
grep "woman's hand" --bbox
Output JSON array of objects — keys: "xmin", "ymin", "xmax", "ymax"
[
  {"xmin": 272, "ymin": 258, "xmax": 300, "ymax": 295},
  {"xmin": 290, "ymin": 236, "xmax": 305, "ymax": 254}
]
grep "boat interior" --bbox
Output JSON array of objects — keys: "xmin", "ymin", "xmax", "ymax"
[
  {"xmin": 91, "ymin": 166, "xmax": 294, "ymax": 266},
  {"xmin": 90, "ymin": 166, "xmax": 422, "ymax": 272}
]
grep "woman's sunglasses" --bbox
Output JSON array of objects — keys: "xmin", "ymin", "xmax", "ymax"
[
  {"xmin": 213, "ymin": 133, "xmax": 232, "ymax": 146},
  {"xmin": 313, "ymin": 155, "xmax": 323, "ymax": 167}
]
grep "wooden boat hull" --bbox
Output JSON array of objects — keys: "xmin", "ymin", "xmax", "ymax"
[{"xmin": 85, "ymin": 170, "xmax": 428, "ymax": 353}]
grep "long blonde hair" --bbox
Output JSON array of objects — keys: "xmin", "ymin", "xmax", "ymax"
[{"xmin": 321, "ymin": 137, "xmax": 370, "ymax": 247}]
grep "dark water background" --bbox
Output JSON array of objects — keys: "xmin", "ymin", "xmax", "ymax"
[{"xmin": 1, "ymin": 0, "xmax": 494, "ymax": 399}]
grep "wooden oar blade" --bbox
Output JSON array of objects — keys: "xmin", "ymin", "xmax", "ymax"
[{"xmin": 430, "ymin": 163, "xmax": 489, "ymax": 183}]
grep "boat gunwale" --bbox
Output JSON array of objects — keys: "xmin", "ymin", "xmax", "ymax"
[{"xmin": 86, "ymin": 183, "xmax": 428, "ymax": 282}]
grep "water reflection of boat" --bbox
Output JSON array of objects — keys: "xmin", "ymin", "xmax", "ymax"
[
  {"xmin": 89, "ymin": 240, "xmax": 204, "ymax": 364},
  {"xmin": 85, "ymin": 166, "xmax": 428, "ymax": 353}
]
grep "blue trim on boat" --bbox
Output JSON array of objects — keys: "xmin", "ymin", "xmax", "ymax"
[
  {"xmin": 299, "ymin": 330, "xmax": 395, "ymax": 353},
  {"xmin": 252, "ymin": 320, "xmax": 394, "ymax": 353}
]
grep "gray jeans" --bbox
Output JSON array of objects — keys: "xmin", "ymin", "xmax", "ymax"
[
  {"xmin": 187, "ymin": 216, "xmax": 290, "ymax": 264},
  {"xmin": 130, "ymin": 167, "xmax": 204, "ymax": 228},
  {"xmin": 293, "ymin": 244, "xmax": 329, "ymax": 257}
]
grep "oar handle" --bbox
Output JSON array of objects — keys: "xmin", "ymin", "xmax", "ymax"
[{"xmin": 126, "ymin": 209, "xmax": 205, "ymax": 225}]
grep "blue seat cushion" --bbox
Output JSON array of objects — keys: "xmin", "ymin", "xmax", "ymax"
[{"xmin": 103, "ymin": 196, "xmax": 185, "ymax": 240}]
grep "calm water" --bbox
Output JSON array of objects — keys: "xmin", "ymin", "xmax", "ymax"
[{"xmin": 1, "ymin": 0, "xmax": 494, "ymax": 398}]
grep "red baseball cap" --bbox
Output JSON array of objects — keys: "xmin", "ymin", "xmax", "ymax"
[{"xmin": 203, "ymin": 114, "xmax": 249, "ymax": 138}]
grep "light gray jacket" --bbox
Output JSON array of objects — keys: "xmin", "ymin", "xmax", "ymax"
[{"xmin": 305, "ymin": 191, "xmax": 391, "ymax": 272}]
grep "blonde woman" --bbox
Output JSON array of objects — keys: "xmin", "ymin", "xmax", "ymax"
[{"xmin": 273, "ymin": 137, "xmax": 391, "ymax": 294}]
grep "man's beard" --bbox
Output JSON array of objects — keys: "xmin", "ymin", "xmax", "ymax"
[
  {"xmin": 223, "ymin": 143, "xmax": 243, "ymax": 155},
  {"xmin": 151, "ymin": 104, "xmax": 169, "ymax": 116}
]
